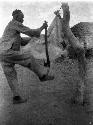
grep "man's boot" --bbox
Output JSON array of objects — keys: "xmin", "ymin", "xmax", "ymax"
[
  {"xmin": 13, "ymin": 96, "xmax": 27, "ymax": 104},
  {"xmin": 39, "ymin": 74, "xmax": 54, "ymax": 82}
]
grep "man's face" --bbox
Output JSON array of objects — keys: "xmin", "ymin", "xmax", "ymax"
[{"xmin": 17, "ymin": 12, "xmax": 24, "ymax": 23}]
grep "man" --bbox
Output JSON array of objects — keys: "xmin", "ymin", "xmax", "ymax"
[
  {"xmin": 0, "ymin": 9, "xmax": 54, "ymax": 104},
  {"xmin": 60, "ymin": 3, "xmax": 86, "ymax": 104}
]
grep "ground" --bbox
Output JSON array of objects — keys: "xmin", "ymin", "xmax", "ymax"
[{"xmin": 0, "ymin": 57, "xmax": 93, "ymax": 125}]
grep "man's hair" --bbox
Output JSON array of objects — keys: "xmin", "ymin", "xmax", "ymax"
[{"xmin": 12, "ymin": 9, "xmax": 23, "ymax": 18}]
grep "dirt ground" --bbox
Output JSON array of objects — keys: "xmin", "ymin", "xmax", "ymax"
[{"xmin": 0, "ymin": 57, "xmax": 93, "ymax": 125}]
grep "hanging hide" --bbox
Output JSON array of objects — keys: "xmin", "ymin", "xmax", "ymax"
[{"xmin": 21, "ymin": 15, "xmax": 64, "ymax": 61}]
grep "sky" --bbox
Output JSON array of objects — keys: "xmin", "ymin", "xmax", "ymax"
[{"xmin": 0, "ymin": 0, "xmax": 93, "ymax": 37}]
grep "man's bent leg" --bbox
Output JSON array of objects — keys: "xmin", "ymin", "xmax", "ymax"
[
  {"xmin": 1, "ymin": 49, "xmax": 54, "ymax": 82},
  {"xmin": 16, "ymin": 55, "xmax": 54, "ymax": 82}
]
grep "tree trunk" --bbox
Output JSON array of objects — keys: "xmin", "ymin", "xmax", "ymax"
[{"xmin": 61, "ymin": 3, "xmax": 86, "ymax": 103}]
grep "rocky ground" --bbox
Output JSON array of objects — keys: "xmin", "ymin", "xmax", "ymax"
[{"xmin": 0, "ymin": 56, "xmax": 93, "ymax": 125}]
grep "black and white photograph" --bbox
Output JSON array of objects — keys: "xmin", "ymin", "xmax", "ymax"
[{"xmin": 0, "ymin": 0, "xmax": 93, "ymax": 124}]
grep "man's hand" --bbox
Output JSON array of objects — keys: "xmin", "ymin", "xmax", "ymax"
[
  {"xmin": 42, "ymin": 21, "xmax": 48, "ymax": 29},
  {"xmin": 39, "ymin": 21, "xmax": 48, "ymax": 33}
]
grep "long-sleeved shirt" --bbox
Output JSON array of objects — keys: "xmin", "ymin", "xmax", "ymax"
[{"xmin": 0, "ymin": 19, "xmax": 40, "ymax": 52}]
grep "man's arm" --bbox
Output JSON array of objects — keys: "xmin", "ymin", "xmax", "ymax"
[{"xmin": 11, "ymin": 20, "xmax": 46, "ymax": 38}]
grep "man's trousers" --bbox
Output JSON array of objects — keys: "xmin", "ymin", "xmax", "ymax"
[{"xmin": 0, "ymin": 49, "xmax": 47, "ymax": 97}]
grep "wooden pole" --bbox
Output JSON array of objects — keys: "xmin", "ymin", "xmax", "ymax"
[{"xmin": 44, "ymin": 21, "xmax": 50, "ymax": 67}]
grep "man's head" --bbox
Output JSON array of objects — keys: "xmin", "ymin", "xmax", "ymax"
[{"xmin": 12, "ymin": 9, "xmax": 24, "ymax": 23}]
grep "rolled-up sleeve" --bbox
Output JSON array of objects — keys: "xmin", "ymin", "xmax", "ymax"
[{"xmin": 11, "ymin": 20, "xmax": 40, "ymax": 37}]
